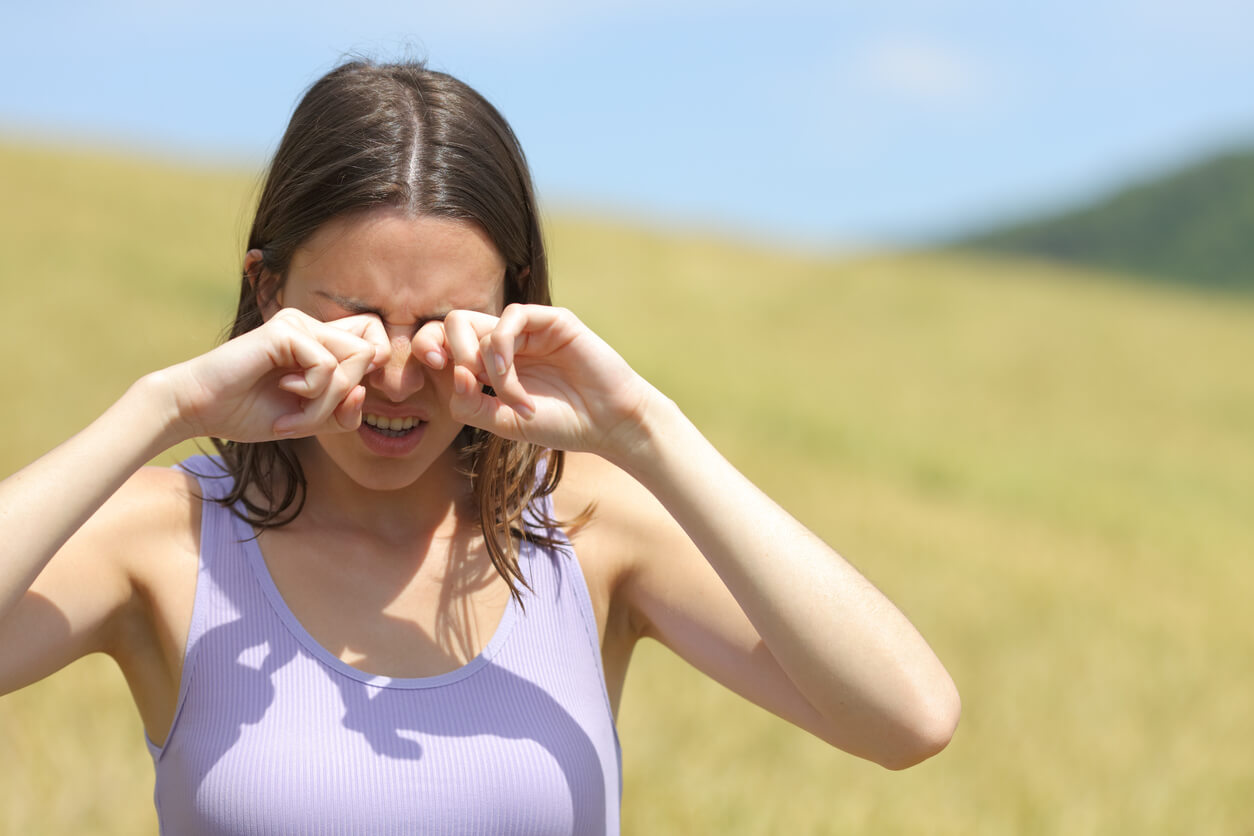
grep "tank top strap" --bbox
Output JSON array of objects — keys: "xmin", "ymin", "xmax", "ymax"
[
  {"xmin": 148, "ymin": 455, "xmax": 261, "ymax": 760},
  {"xmin": 174, "ymin": 455, "xmax": 254, "ymax": 606},
  {"xmin": 517, "ymin": 486, "xmax": 614, "ymax": 736},
  {"xmin": 176, "ymin": 453, "xmax": 238, "ymax": 502},
  {"xmin": 151, "ymin": 454, "xmax": 622, "ymax": 832},
  {"xmin": 174, "ymin": 452, "xmax": 262, "ymax": 610}
]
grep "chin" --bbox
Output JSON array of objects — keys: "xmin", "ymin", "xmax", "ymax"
[{"xmin": 303, "ymin": 429, "xmax": 466, "ymax": 495}]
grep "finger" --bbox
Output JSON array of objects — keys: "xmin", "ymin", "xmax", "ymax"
[
  {"xmin": 324, "ymin": 313, "xmax": 391, "ymax": 373},
  {"xmin": 271, "ymin": 307, "xmax": 372, "ymax": 364},
  {"xmin": 331, "ymin": 384, "xmax": 367, "ymax": 431},
  {"xmin": 443, "ymin": 310, "xmax": 499, "ymax": 383},
  {"xmin": 268, "ymin": 320, "xmax": 376, "ymax": 435},
  {"xmin": 490, "ymin": 304, "xmax": 574, "ymax": 365},
  {"xmin": 298, "ymin": 340, "xmax": 379, "ymax": 432},
  {"xmin": 309, "ymin": 316, "xmax": 385, "ymax": 368},
  {"xmin": 488, "ymin": 303, "xmax": 530, "ymax": 371},
  {"xmin": 412, "ymin": 320, "xmax": 449, "ymax": 370},
  {"xmin": 273, "ymin": 361, "xmax": 365, "ymax": 435},
  {"xmin": 450, "ymin": 366, "xmax": 527, "ymax": 435},
  {"xmin": 283, "ymin": 317, "xmax": 379, "ymax": 410},
  {"xmin": 482, "ymin": 304, "xmax": 537, "ymax": 414},
  {"xmin": 478, "ymin": 331, "xmax": 533, "ymax": 418},
  {"xmin": 277, "ymin": 372, "xmax": 307, "ymax": 394},
  {"xmin": 267, "ymin": 309, "xmax": 373, "ymax": 379},
  {"xmin": 274, "ymin": 330, "xmax": 340, "ymax": 400}
]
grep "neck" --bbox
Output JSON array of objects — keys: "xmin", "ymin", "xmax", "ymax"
[{"xmin": 287, "ymin": 440, "xmax": 478, "ymax": 548}]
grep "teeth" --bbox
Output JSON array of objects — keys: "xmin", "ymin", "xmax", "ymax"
[{"xmin": 364, "ymin": 414, "xmax": 419, "ymax": 431}]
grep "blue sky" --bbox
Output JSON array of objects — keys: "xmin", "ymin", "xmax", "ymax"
[{"xmin": 2, "ymin": 1, "xmax": 1251, "ymax": 249}]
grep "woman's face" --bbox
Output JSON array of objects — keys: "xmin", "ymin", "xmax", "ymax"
[{"xmin": 266, "ymin": 208, "xmax": 506, "ymax": 493}]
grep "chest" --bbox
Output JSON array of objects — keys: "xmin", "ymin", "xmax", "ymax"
[
  {"xmin": 154, "ymin": 521, "xmax": 622, "ymax": 835},
  {"xmin": 159, "ymin": 646, "xmax": 619, "ymax": 834},
  {"xmin": 254, "ymin": 525, "xmax": 514, "ymax": 680}
]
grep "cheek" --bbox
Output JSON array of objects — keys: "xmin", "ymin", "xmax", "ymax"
[
  {"xmin": 421, "ymin": 364, "xmax": 460, "ymax": 402},
  {"xmin": 427, "ymin": 365, "xmax": 456, "ymax": 390}
]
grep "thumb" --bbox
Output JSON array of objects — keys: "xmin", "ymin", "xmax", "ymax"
[{"xmin": 449, "ymin": 366, "xmax": 528, "ymax": 435}]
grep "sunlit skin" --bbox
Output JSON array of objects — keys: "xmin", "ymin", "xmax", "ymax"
[
  {"xmin": 0, "ymin": 204, "xmax": 960, "ymax": 779},
  {"xmin": 230, "ymin": 212, "xmax": 519, "ymax": 680},
  {"xmin": 248, "ymin": 210, "xmax": 508, "ymax": 534}
]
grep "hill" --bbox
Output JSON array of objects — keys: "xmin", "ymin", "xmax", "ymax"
[
  {"xmin": 2, "ymin": 140, "xmax": 1254, "ymax": 834},
  {"xmin": 955, "ymin": 144, "xmax": 1254, "ymax": 290}
]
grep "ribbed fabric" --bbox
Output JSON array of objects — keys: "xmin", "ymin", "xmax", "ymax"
[{"xmin": 148, "ymin": 455, "xmax": 621, "ymax": 835}]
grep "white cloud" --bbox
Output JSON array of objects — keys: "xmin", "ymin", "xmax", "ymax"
[{"xmin": 852, "ymin": 35, "xmax": 993, "ymax": 108}]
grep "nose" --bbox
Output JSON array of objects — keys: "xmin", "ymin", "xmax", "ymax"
[{"xmin": 367, "ymin": 326, "xmax": 427, "ymax": 402}]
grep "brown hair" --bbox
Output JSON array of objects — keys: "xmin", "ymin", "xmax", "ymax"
[{"xmin": 212, "ymin": 58, "xmax": 570, "ymax": 602}]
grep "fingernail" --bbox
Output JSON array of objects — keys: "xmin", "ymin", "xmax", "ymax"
[
  {"xmin": 454, "ymin": 369, "xmax": 469, "ymax": 395},
  {"xmin": 493, "ymin": 353, "xmax": 507, "ymax": 376},
  {"xmin": 515, "ymin": 402, "xmax": 535, "ymax": 420},
  {"xmin": 425, "ymin": 351, "xmax": 445, "ymax": 369}
]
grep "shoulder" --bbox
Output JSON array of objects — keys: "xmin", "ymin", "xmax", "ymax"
[
  {"xmin": 553, "ymin": 452, "xmax": 677, "ymax": 552},
  {"xmin": 92, "ymin": 465, "xmax": 200, "ymax": 539},
  {"xmin": 551, "ymin": 452, "xmax": 688, "ymax": 686},
  {"xmin": 554, "ymin": 452, "xmax": 670, "ymax": 530},
  {"xmin": 12, "ymin": 463, "xmax": 202, "ymax": 680},
  {"xmin": 79, "ymin": 464, "xmax": 202, "ymax": 587},
  {"xmin": 552, "ymin": 452, "xmax": 687, "ymax": 606}
]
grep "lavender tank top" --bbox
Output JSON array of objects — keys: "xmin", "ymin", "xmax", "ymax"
[{"xmin": 147, "ymin": 455, "xmax": 621, "ymax": 835}]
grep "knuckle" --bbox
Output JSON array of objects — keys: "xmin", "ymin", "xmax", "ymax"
[
  {"xmin": 274, "ymin": 307, "xmax": 304, "ymax": 325},
  {"xmin": 330, "ymin": 369, "xmax": 355, "ymax": 396}
]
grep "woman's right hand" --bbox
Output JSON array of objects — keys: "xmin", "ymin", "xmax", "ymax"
[{"xmin": 164, "ymin": 309, "xmax": 390, "ymax": 443}]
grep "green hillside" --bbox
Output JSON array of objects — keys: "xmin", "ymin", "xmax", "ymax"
[
  {"xmin": 2, "ymin": 140, "xmax": 1254, "ymax": 834},
  {"xmin": 956, "ymin": 145, "xmax": 1254, "ymax": 290}
]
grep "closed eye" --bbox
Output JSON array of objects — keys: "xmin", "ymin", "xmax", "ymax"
[
  {"xmin": 312, "ymin": 291, "xmax": 451, "ymax": 331},
  {"xmin": 314, "ymin": 292, "xmax": 384, "ymax": 319}
]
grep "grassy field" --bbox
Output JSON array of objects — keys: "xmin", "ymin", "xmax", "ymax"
[{"xmin": 1, "ymin": 141, "xmax": 1252, "ymax": 834}]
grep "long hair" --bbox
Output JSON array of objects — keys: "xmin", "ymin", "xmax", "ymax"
[{"xmin": 212, "ymin": 58, "xmax": 570, "ymax": 603}]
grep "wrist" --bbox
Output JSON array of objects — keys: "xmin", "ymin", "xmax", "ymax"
[
  {"xmin": 601, "ymin": 387, "xmax": 691, "ymax": 484},
  {"xmin": 129, "ymin": 367, "xmax": 200, "ymax": 452}
]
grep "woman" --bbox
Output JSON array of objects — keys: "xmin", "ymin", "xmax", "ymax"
[{"xmin": 0, "ymin": 60, "xmax": 958, "ymax": 834}]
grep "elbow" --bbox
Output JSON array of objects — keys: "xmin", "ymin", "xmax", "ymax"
[{"xmin": 876, "ymin": 680, "xmax": 962, "ymax": 771}]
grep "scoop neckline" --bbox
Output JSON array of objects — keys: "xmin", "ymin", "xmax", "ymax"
[{"xmin": 234, "ymin": 509, "xmax": 520, "ymax": 691}]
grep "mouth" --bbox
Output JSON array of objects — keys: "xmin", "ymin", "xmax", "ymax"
[{"xmin": 362, "ymin": 413, "xmax": 425, "ymax": 438}]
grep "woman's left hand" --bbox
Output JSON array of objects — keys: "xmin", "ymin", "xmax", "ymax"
[
  {"xmin": 412, "ymin": 304, "xmax": 658, "ymax": 461},
  {"xmin": 418, "ymin": 304, "xmax": 961, "ymax": 770}
]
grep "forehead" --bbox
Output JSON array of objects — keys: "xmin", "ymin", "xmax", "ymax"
[{"xmin": 285, "ymin": 209, "xmax": 507, "ymax": 323}]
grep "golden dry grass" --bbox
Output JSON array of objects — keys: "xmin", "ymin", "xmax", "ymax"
[{"xmin": 1, "ymin": 141, "xmax": 1252, "ymax": 834}]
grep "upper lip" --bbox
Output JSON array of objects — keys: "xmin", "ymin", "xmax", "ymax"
[{"xmin": 361, "ymin": 404, "xmax": 429, "ymax": 422}]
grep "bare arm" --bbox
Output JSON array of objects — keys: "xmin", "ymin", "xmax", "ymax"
[
  {"xmin": 608, "ymin": 398, "xmax": 960, "ymax": 769},
  {"xmin": 0, "ymin": 376, "xmax": 182, "ymax": 628},
  {"xmin": 425, "ymin": 304, "xmax": 961, "ymax": 769},
  {"xmin": 0, "ymin": 309, "xmax": 389, "ymax": 694}
]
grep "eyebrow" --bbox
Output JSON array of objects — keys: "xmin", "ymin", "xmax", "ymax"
[{"xmin": 314, "ymin": 291, "xmax": 451, "ymax": 326}]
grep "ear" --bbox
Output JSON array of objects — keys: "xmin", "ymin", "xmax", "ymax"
[{"xmin": 244, "ymin": 249, "xmax": 283, "ymax": 319}]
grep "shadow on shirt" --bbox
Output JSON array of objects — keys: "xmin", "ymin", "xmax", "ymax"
[{"xmin": 156, "ymin": 461, "xmax": 613, "ymax": 834}]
